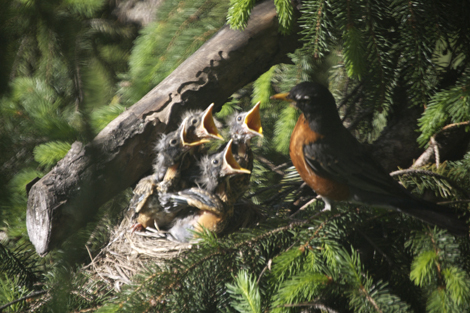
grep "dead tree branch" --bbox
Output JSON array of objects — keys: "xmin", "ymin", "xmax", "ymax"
[{"xmin": 26, "ymin": 0, "xmax": 301, "ymax": 256}]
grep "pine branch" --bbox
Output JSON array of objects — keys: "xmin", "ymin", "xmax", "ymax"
[
  {"xmin": 390, "ymin": 168, "xmax": 470, "ymax": 198},
  {"xmin": 0, "ymin": 290, "xmax": 47, "ymax": 311}
]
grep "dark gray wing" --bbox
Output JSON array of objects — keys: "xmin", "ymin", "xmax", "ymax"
[{"xmin": 303, "ymin": 129, "xmax": 405, "ymax": 197}]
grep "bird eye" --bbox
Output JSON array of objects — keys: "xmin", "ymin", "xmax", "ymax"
[
  {"xmin": 237, "ymin": 115, "xmax": 243, "ymax": 123},
  {"xmin": 170, "ymin": 139, "xmax": 177, "ymax": 146},
  {"xmin": 192, "ymin": 118, "xmax": 198, "ymax": 125},
  {"xmin": 212, "ymin": 159, "xmax": 218, "ymax": 165}
]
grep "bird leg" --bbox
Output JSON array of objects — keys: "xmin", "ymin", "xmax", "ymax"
[{"xmin": 130, "ymin": 223, "xmax": 144, "ymax": 233}]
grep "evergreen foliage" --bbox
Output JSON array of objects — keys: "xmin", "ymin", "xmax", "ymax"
[
  {"xmin": 227, "ymin": 0, "xmax": 257, "ymax": 31},
  {"xmin": 226, "ymin": 270, "xmax": 261, "ymax": 313},
  {"xmin": 120, "ymin": 0, "xmax": 230, "ymax": 104},
  {"xmin": 2, "ymin": 0, "xmax": 470, "ymax": 312},
  {"xmin": 418, "ymin": 75, "xmax": 470, "ymax": 146},
  {"xmin": 33, "ymin": 141, "xmax": 72, "ymax": 168}
]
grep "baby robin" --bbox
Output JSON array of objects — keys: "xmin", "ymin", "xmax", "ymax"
[
  {"xmin": 129, "ymin": 104, "xmax": 223, "ymax": 232},
  {"xmin": 162, "ymin": 140, "xmax": 251, "ymax": 242}
]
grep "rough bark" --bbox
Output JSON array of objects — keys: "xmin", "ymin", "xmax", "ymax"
[{"xmin": 26, "ymin": 0, "xmax": 301, "ymax": 256}]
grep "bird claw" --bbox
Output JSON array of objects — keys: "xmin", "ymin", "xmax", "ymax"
[
  {"xmin": 130, "ymin": 223, "xmax": 144, "ymax": 233},
  {"xmin": 154, "ymin": 220, "xmax": 161, "ymax": 232}
]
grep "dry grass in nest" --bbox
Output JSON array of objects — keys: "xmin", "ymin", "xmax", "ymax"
[
  {"xmin": 83, "ymin": 211, "xmax": 192, "ymax": 292},
  {"xmin": 83, "ymin": 200, "xmax": 264, "ymax": 292}
]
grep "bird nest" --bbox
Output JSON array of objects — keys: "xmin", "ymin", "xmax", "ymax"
[
  {"xmin": 83, "ymin": 210, "xmax": 192, "ymax": 292},
  {"xmin": 83, "ymin": 200, "xmax": 263, "ymax": 292}
]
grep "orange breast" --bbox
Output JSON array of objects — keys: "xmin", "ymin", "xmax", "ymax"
[
  {"xmin": 194, "ymin": 211, "xmax": 222, "ymax": 233},
  {"xmin": 137, "ymin": 212, "xmax": 154, "ymax": 228},
  {"xmin": 289, "ymin": 114, "xmax": 350, "ymax": 201}
]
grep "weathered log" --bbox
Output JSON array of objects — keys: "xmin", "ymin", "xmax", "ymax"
[{"xmin": 26, "ymin": 0, "xmax": 301, "ymax": 256}]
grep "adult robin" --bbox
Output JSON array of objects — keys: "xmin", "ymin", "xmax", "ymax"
[
  {"xmin": 130, "ymin": 105, "xmax": 223, "ymax": 232},
  {"xmin": 162, "ymin": 140, "xmax": 251, "ymax": 242},
  {"xmin": 271, "ymin": 81, "xmax": 467, "ymax": 235}
]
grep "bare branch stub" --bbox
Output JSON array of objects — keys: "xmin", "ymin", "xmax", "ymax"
[{"xmin": 26, "ymin": 0, "xmax": 302, "ymax": 256}]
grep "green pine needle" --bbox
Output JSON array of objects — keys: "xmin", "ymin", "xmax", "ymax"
[
  {"xmin": 443, "ymin": 267, "xmax": 470, "ymax": 306},
  {"xmin": 274, "ymin": 0, "xmax": 294, "ymax": 35},
  {"xmin": 426, "ymin": 288, "xmax": 448, "ymax": 313},
  {"xmin": 227, "ymin": 0, "xmax": 256, "ymax": 31},
  {"xmin": 410, "ymin": 250, "xmax": 438, "ymax": 287},
  {"xmin": 252, "ymin": 66, "xmax": 276, "ymax": 108},
  {"xmin": 90, "ymin": 102, "xmax": 126, "ymax": 134},
  {"xmin": 418, "ymin": 80, "xmax": 470, "ymax": 146},
  {"xmin": 273, "ymin": 106, "xmax": 299, "ymax": 155},
  {"xmin": 33, "ymin": 141, "xmax": 72, "ymax": 167},
  {"xmin": 271, "ymin": 272, "xmax": 329, "ymax": 312},
  {"xmin": 226, "ymin": 270, "xmax": 261, "ymax": 313},
  {"xmin": 343, "ymin": 26, "xmax": 367, "ymax": 80}
]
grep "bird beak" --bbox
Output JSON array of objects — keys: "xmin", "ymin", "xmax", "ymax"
[
  {"xmin": 270, "ymin": 92, "xmax": 294, "ymax": 102},
  {"xmin": 243, "ymin": 101, "xmax": 263, "ymax": 137},
  {"xmin": 180, "ymin": 121, "xmax": 211, "ymax": 147},
  {"xmin": 196, "ymin": 103, "xmax": 224, "ymax": 141},
  {"xmin": 221, "ymin": 140, "xmax": 251, "ymax": 176}
]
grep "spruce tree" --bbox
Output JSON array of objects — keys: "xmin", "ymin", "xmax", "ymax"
[{"xmin": 1, "ymin": 0, "xmax": 470, "ymax": 312}]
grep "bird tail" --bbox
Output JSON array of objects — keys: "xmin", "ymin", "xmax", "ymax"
[{"xmin": 379, "ymin": 196, "xmax": 467, "ymax": 236}]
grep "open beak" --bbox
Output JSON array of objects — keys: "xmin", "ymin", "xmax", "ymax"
[
  {"xmin": 221, "ymin": 140, "xmax": 251, "ymax": 176},
  {"xmin": 196, "ymin": 103, "xmax": 224, "ymax": 141},
  {"xmin": 270, "ymin": 92, "xmax": 294, "ymax": 102},
  {"xmin": 180, "ymin": 121, "xmax": 210, "ymax": 147},
  {"xmin": 243, "ymin": 101, "xmax": 263, "ymax": 137}
]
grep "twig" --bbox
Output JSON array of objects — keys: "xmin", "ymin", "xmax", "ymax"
[
  {"xmin": 413, "ymin": 121, "xmax": 470, "ymax": 168},
  {"xmin": 132, "ymin": 230, "xmax": 166, "ymax": 238},
  {"xmin": 82, "ymin": 229, "xmax": 127, "ymax": 270},
  {"xmin": 272, "ymin": 162, "xmax": 291, "ymax": 172},
  {"xmin": 360, "ymin": 285, "xmax": 383, "ymax": 313},
  {"xmin": 255, "ymin": 155, "xmax": 285, "ymax": 175},
  {"xmin": 430, "ymin": 136, "xmax": 440, "ymax": 168},
  {"xmin": 412, "ymin": 145, "xmax": 434, "ymax": 168},
  {"xmin": 0, "ymin": 290, "xmax": 47, "ymax": 311},
  {"xmin": 437, "ymin": 199, "xmax": 470, "ymax": 205},
  {"xmin": 85, "ymin": 245, "xmax": 107, "ymax": 282},
  {"xmin": 390, "ymin": 168, "xmax": 470, "ymax": 198},
  {"xmin": 290, "ymin": 196, "xmax": 321, "ymax": 218},
  {"xmin": 256, "ymin": 259, "xmax": 272, "ymax": 284},
  {"xmin": 441, "ymin": 121, "xmax": 470, "ymax": 131}
]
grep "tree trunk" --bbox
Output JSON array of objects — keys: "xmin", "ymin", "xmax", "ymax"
[{"xmin": 26, "ymin": 0, "xmax": 301, "ymax": 256}]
